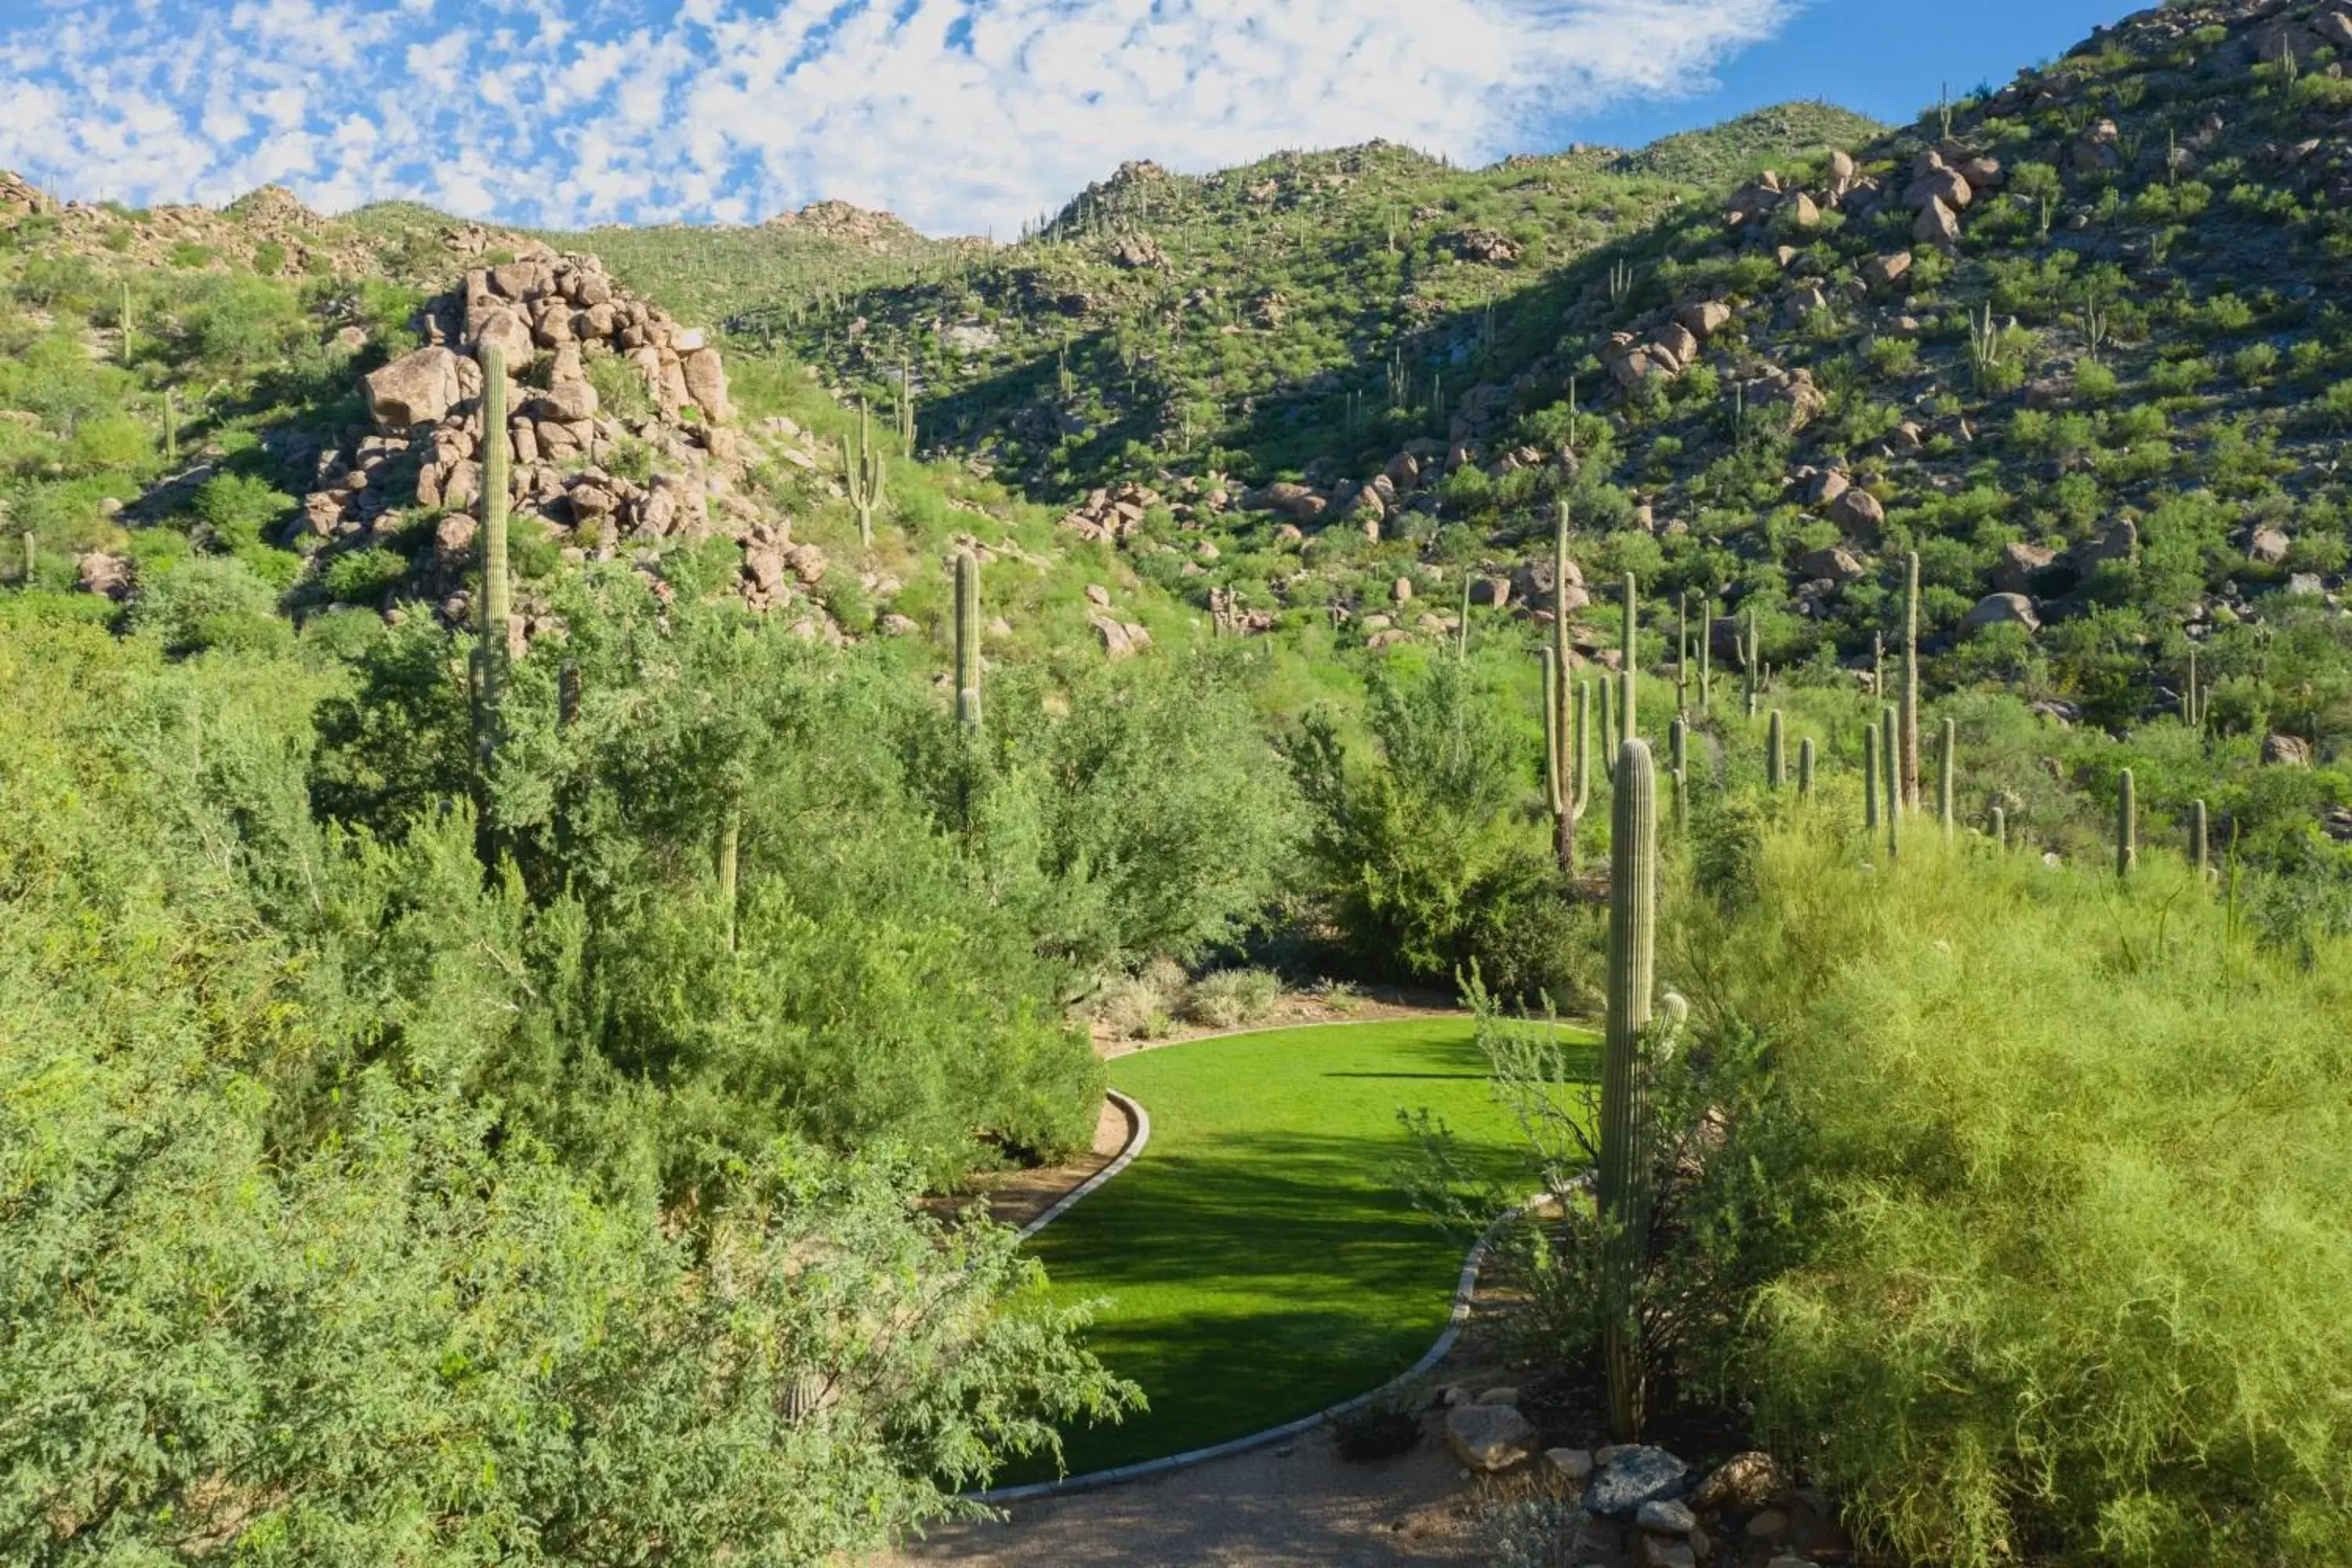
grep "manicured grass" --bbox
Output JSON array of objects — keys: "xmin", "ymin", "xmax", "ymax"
[{"xmin": 1009, "ymin": 1017, "xmax": 1594, "ymax": 1481}]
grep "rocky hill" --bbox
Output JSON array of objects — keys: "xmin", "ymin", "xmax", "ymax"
[{"xmin": 733, "ymin": 0, "xmax": 2352, "ymax": 749}]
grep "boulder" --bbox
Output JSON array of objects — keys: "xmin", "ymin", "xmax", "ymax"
[
  {"xmin": 1862, "ymin": 251, "xmax": 1913, "ymax": 289},
  {"xmin": 362, "ymin": 346, "xmax": 464, "ymax": 429},
  {"xmin": 1443, "ymin": 1402, "xmax": 1537, "ymax": 1472},
  {"xmin": 1915, "ymin": 198, "xmax": 1962, "ymax": 248},
  {"xmin": 1468, "ymin": 576, "xmax": 1512, "ymax": 609},
  {"xmin": 1586, "ymin": 1446, "xmax": 1690, "ymax": 1516},
  {"xmin": 1992, "ymin": 541, "xmax": 2058, "ymax": 594},
  {"xmin": 1964, "ymin": 592, "xmax": 2041, "ymax": 632},
  {"xmin": 1903, "ymin": 166, "xmax": 1973, "ymax": 212},
  {"xmin": 1544, "ymin": 1447, "xmax": 1595, "ymax": 1482},
  {"xmin": 76, "ymin": 551, "xmax": 131, "ymax": 600},
  {"xmin": 534, "ymin": 380, "xmax": 599, "ymax": 423},
  {"xmin": 1392, "ymin": 575, "xmax": 1414, "ymax": 604},
  {"xmin": 1781, "ymin": 191, "xmax": 1820, "ymax": 230},
  {"xmin": 1655, "ymin": 321, "xmax": 1700, "ymax": 367},
  {"xmin": 1828, "ymin": 487, "xmax": 1886, "ymax": 535},
  {"xmin": 1639, "ymin": 1498, "xmax": 1698, "ymax": 1534},
  {"xmin": 2288, "ymin": 572, "xmax": 2325, "ymax": 597},
  {"xmin": 1798, "ymin": 546, "xmax": 1866, "ymax": 583},
  {"xmin": 470, "ymin": 306, "xmax": 535, "ymax": 362},
  {"xmin": 682, "ymin": 347, "xmax": 732, "ymax": 423},
  {"xmin": 1677, "ymin": 299, "xmax": 1733, "ymax": 339},
  {"xmin": 2249, "ymin": 527, "xmax": 2291, "ymax": 565},
  {"xmin": 1692, "ymin": 1450, "xmax": 1787, "ymax": 1512},
  {"xmin": 2078, "ymin": 519, "xmax": 2139, "ymax": 567},
  {"xmin": 2264, "ymin": 733, "xmax": 2314, "ymax": 767}
]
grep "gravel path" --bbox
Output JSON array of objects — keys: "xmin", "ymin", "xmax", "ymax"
[{"xmin": 877, "ymin": 1418, "xmax": 1486, "ymax": 1567}]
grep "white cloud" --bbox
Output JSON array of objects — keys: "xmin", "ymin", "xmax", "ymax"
[{"xmin": 0, "ymin": 0, "xmax": 1798, "ymax": 234}]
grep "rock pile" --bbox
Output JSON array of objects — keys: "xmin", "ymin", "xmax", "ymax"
[
  {"xmin": 0, "ymin": 170, "xmax": 49, "ymax": 218},
  {"xmin": 292, "ymin": 239, "xmax": 847, "ymax": 639}
]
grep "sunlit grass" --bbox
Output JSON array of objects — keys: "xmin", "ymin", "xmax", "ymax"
[{"xmin": 1011, "ymin": 1017, "xmax": 1592, "ymax": 1479}]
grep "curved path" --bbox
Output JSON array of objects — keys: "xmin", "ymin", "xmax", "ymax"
[{"xmin": 981, "ymin": 1018, "xmax": 1592, "ymax": 1495}]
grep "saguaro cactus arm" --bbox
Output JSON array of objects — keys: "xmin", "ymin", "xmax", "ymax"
[{"xmin": 953, "ymin": 549, "xmax": 982, "ymax": 730}]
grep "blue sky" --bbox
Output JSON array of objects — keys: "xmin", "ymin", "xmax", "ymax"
[{"xmin": 0, "ymin": 0, "xmax": 2133, "ymax": 237}]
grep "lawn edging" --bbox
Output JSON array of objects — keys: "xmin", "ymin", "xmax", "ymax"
[
  {"xmin": 1014, "ymin": 1089, "xmax": 1151, "ymax": 1243},
  {"xmin": 971, "ymin": 1186, "xmax": 1548, "ymax": 1504}
]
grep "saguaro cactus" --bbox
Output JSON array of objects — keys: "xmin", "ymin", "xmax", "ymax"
[
  {"xmin": 1543, "ymin": 652, "xmax": 1593, "ymax": 875},
  {"xmin": 2117, "ymin": 768, "xmax": 2137, "ymax": 879},
  {"xmin": 1881, "ymin": 705, "xmax": 1901, "ymax": 860},
  {"xmin": 1697, "ymin": 591, "xmax": 1713, "ymax": 713},
  {"xmin": 474, "ymin": 343, "xmax": 514, "ymax": 773},
  {"xmin": 954, "ymin": 549, "xmax": 982, "ymax": 730},
  {"xmin": 1902, "ymin": 551, "xmax": 1922, "ymax": 809},
  {"xmin": 1599, "ymin": 737, "xmax": 1658, "ymax": 1440},
  {"xmin": 1766, "ymin": 709, "xmax": 1786, "ymax": 790},
  {"xmin": 1599, "ymin": 677, "xmax": 1617, "ymax": 780},
  {"xmin": 1991, "ymin": 805, "xmax": 2007, "ymax": 851},
  {"xmin": 2183, "ymin": 644, "xmax": 2206, "ymax": 732},
  {"xmin": 1619, "ymin": 572, "xmax": 1638, "ymax": 746},
  {"xmin": 18, "ymin": 530, "xmax": 33, "ymax": 586},
  {"xmin": 1864, "ymin": 723, "xmax": 1881, "ymax": 833},
  {"xmin": 1667, "ymin": 715, "xmax": 1689, "ymax": 826},
  {"xmin": 2190, "ymin": 797, "xmax": 2209, "ymax": 874},
  {"xmin": 1739, "ymin": 609, "xmax": 1762, "ymax": 718},
  {"xmin": 1939, "ymin": 718, "xmax": 1957, "ymax": 841},
  {"xmin": 1798, "ymin": 735, "xmax": 1816, "ymax": 797},
  {"xmin": 718, "ymin": 809, "xmax": 742, "ymax": 952},
  {"xmin": 844, "ymin": 397, "xmax": 887, "ymax": 545}
]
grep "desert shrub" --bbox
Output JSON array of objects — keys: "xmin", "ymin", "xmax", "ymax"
[
  {"xmin": 1287, "ymin": 654, "xmax": 1599, "ymax": 1007},
  {"xmin": 1181, "ymin": 966, "xmax": 1281, "ymax": 1028},
  {"xmin": 125, "ymin": 554, "xmax": 289, "ymax": 655},
  {"xmin": 1094, "ymin": 957, "xmax": 1188, "ymax": 1040},
  {"xmin": 1693, "ymin": 826, "xmax": 2352, "ymax": 1568},
  {"xmin": 0, "ymin": 604, "xmax": 1134, "ymax": 1562},
  {"xmin": 1330, "ymin": 1394, "xmax": 1424, "ymax": 1461}
]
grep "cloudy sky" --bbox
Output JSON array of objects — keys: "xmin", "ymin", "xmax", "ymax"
[{"xmin": 0, "ymin": 0, "xmax": 2125, "ymax": 237}]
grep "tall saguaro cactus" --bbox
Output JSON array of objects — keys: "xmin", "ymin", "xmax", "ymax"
[
  {"xmin": 474, "ymin": 343, "xmax": 514, "ymax": 775},
  {"xmin": 953, "ymin": 549, "xmax": 982, "ymax": 730},
  {"xmin": 1599, "ymin": 738, "xmax": 1659, "ymax": 1440},
  {"xmin": 844, "ymin": 397, "xmax": 887, "ymax": 545},
  {"xmin": 1619, "ymin": 572, "xmax": 1638, "ymax": 746},
  {"xmin": 2184, "ymin": 644, "xmax": 2206, "ymax": 732},
  {"xmin": 1991, "ymin": 805, "xmax": 2007, "ymax": 851},
  {"xmin": 1881, "ymin": 705, "xmax": 1901, "ymax": 860},
  {"xmin": 1939, "ymin": 718, "xmax": 1957, "ymax": 841},
  {"xmin": 1667, "ymin": 715, "xmax": 1688, "ymax": 826},
  {"xmin": 1697, "ymin": 591, "xmax": 1713, "ymax": 713},
  {"xmin": 1543, "ymin": 652, "xmax": 1592, "ymax": 875},
  {"xmin": 1902, "ymin": 550, "xmax": 1922, "ymax": 809},
  {"xmin": 1864, "ymin": 722, "xmax": 1881, "ymax": 833},
  {"xmin": 1766, "ymin": 709, "xmax": 1786, "ymax": 790},
  {"xmin": 1798, "ymin": 735, "xmax": 1816, "ymax": 797},
  {"xmin": 2117, "ymin": 768, "xmax": 2138, "ymax": 879},
  {"xmin": 1739, "ymin": 608, "xmax": 1762, "ymax": 718},
  {"xmin": 2190, "ymin": 797, "xmax": 2209, "ymax": 875}
]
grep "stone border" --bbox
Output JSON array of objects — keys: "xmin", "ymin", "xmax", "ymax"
[{"xmin": 1014, "ymin": 1089, "xmax": 1150, "ymax": 1243}]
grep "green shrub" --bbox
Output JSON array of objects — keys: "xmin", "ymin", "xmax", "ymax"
[
  {"xmin": 1181, "ymin": 967, "xmax": 1281, "ymax": 1028},
  {"xmin": 321, "ymin": 545, "xmax": 411, "ymax": 604},
  {"xmin": 1693, "ymin": 826, "xmax": 2352, "ymax": 1568}
]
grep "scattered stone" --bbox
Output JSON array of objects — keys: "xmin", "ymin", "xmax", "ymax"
[
  {"xmin": 2249, "ymin": 527, "xmax": 2291, "ymax": 565},
  {"xmin": 1443, "ymin": 1402, "xmax": 1538, "ymax": 1472},
  {"xmin": 1693, "ymin": 1450, "xmax": 1786, "ymax": 1512},
  {"xmin": 1638, "ymin": 1498, "xmax": 1698, "ymax": 1534},
  {"xmin": 1965, "ymin": 592, "xmax": 2041, "ymax": 633},
  {"xmin": 1747, "ymin": 1508, "xmax": 1791, "ymax": 1541},
  {"xmin": 1992, "ymin": 541, "xmax": 2058, "ymax": 594},
  {"xmin": 1798, "ymin": 546, "xmax": 1865, "ymax": 583},
  {"xmin": 1828, "ymin": 487, "xmax": 1886, "ymax": 535},
  {"xmin": 1586, "ymin": 1446, "xmax": 1689, "ymax": 1516},
  {"xmin": 1544, "ymin": 1447, "xmax": 1595, "ymax": 1483}
]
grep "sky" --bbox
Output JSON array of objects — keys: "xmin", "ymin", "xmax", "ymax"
[{"xmin": 0, "ymin": 0, "xmax": 2132, "ymax": 238}]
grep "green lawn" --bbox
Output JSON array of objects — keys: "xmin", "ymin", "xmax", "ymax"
[{"xmin": 1011, "ymin": 1017, "xmax": 1591, "ymax": 1480}]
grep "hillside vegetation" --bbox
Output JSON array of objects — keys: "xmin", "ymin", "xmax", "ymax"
[{"xmin": 3, "ymin": 0, "xmax": 2352, "ymax": 1563}]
